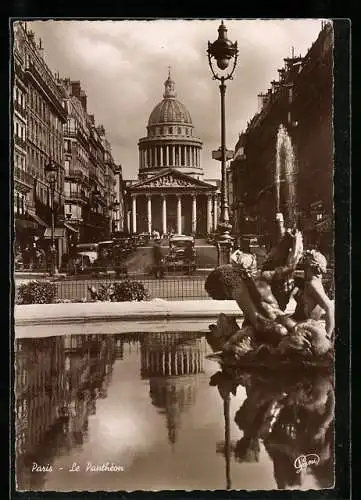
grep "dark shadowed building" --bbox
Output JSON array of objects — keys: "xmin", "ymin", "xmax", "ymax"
[{"xmin": 230, "ymin": 22, "xmax": 333, "ymax": 258}]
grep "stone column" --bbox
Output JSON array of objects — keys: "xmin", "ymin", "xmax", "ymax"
[
  {"xmin": 162, "ymin": 195, "xmax": 167, "ymax": 235},
  {"xmin": 177, "ymin": 195, "xmax": 182, "ymax": 234},
  {"xmin": 213, "ymin": 195, "xmax": 218, "ymax": 231},
  {"xmin": 173, "ymin": 145, "xmax": 176, "ymax": 166},
  {"xmin": 127, "ymin": 211, "xmax": 131, "ymax": 233},
  {"xmin": 175, "ymin": 145, "xmax": 179, "ymax": 166},
  {"xmin": 165, "ymin": 145, "xmax": 169, "ymax": 166},
  {"xmin": 147, "ymin": 195, "xmax": 152, "ymax": 234},
  {"xmin": 160, "ymin": 146, "xmax": 163, "ymax": 167},
  {"xmin": 132, "ymin": 195, "xmax": 137, "ymax": 234},
  {"xmin": 207, "ymin": 195, "xmax": 212, "ymax": 233},
  {"xmin": 192, "ymin": 194, "xmax": 197, "ymax": 234}
]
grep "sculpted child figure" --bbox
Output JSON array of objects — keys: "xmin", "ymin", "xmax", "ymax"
[{"xmin": 205, "ymin": 214, "xmax": 334, "ymax": 359}]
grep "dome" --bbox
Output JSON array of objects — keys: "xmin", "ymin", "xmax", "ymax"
[
  {"xmin": 148, "ymin": 99, "xmax": 192, "ymax": 126},
  {"xmin": 148, "ymin": 71, "xmax": 193, "ymax": 127}
]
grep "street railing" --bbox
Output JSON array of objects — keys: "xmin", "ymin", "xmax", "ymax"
[
  {"xmin": 53, "ymin": 272, "xmax": 210, "ymax": 301},
  {"xmin": 14, "ymin": 266, "xmax": 334, "ymax": 302}
]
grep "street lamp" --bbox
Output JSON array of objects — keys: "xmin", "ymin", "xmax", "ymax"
[
  {"xmin": 44, "ymin": 159, "xmax": 58, "ymax": 276},
  {"xmin": 92, "ymin": 188, "xmax": 102, "ymax": 240},
  {"xmin": 208, "ymin": 20, "xmax": 238, "ymax": 265},
  {"xmin": 109, "ymin": 199, "xmax": 120, "ymax": 235}
]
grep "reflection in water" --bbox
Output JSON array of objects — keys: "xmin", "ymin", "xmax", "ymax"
[
  {"xmin": 140, "ymin": 333, "xmax": 205, "ymax": 448},
  {"xmin": 15, "ymin": 334, "xmax": 119, "ymax": 490},
  {"xmin": 211, "ymin": 369, "xmax": 334, "ymax": 490},
  {"xmin": 15, "ymin": 332, "xmax": 334, "ymax": 491}
]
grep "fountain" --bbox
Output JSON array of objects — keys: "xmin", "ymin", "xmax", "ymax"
[{"xmin": 275, "ymin": 124, "xmax": 297, "ymax": 227}]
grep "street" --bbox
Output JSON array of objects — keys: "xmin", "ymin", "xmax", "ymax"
[
  {"xmin": 54, "ymin": 239, "xmax": 217, "ymax": 301},
  {"xmin": 123, "ymin": 238, "xmax": 217, "ymax": 274},
  {"xmin": 15, "ymin": 239, "xmax": 218, "ymax": 301}
]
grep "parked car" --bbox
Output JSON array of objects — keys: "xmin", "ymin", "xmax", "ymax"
[
  {"xmin": 207, "ymin": 232, "xmax": 217, "ymax": 245},
  {"xmin": 73, "ymin": 241, "xmax": 127, "ymax": 276},
  {"xmin": 137, "ymin": 232, "xmax": 150, "ymax": 246},
  {"xmin": 164, "ymin": 234, "xmax": 197, "ymax": 274}
]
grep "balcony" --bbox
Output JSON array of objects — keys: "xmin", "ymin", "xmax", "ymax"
[
  {"xmin": 13, "ymin": 101, "xmax": 27, "ymax": 118},
  {"xmin": 64, "ymin": 190, "xmax": 88, "ymax": 204},
  {"xmin": 63, "ymin": 126, "xmax": 89, "ymax": 147},
  {"xmin": 89, "ymin": 170, "xmax": 98, "ymax": 182},
  {"xmin": 14, "ymin": 167, "xmax": 33, "ymax": 191},
  {"xmin": 14, "ymin": 136, "xmax": 27, "ymax": 150},
  {"xmin": 65, "ymin": 169, "xmax": 84, "ymax": 180}
]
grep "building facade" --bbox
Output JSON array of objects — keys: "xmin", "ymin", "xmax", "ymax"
[
  {"xmin": 61, "ymin": 78, "xmax": 120, "ymax": 243},
  {"xmin": 230, "ymin": 22, "xmax": 333, "ymax": 257},
  {"xmin": 13, "ymin": 23, "xmax": 124, "ymax": 272},
  {"xmin": 13, "ymin": 22, "xmax": 68, "ymax": 270},
  {"xmin": 128, "ymin": 72, "xmax": 219, "ymax": 236}
]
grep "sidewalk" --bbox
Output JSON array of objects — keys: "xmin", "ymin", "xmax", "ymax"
[{"xmin": 14, "ymin": 271, "xmax": 67, "ymax": 280}]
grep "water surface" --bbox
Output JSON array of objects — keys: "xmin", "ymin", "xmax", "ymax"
[{"xmin": 15, "ymin": 332, "xmax": 334, "ymax": 491}]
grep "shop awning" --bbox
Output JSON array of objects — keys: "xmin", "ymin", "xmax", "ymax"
[
  {"xmin": 64, "ymin": 222, "xmax": 79, "ymax": 233},
  {"xmin": 28, "ymin": 212, "xmax": 48, "ymax": 227},
  {"xmin": 43, "ymin": 227, "xmax": 66, "ymax": 239},
  {"xmin": 15, "ymin": 216, "xmax": 38, "ymax": 230}
]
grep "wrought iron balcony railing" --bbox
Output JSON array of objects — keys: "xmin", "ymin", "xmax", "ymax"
[
  {"xmin": 14, "ymin": 167, "xmax": 33, "ymax": 186},
  {"xmin": 64, "ymin": 190, "xmax": 88, "ymax": 203},
  {"xmin": 14, "ymin": 136, "xmax": 27, "ymax": 150}
]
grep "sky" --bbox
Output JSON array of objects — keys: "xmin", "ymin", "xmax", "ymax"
[{"xmin": 27, "ymin": 19, "xmax": 326, "ymax": 180}]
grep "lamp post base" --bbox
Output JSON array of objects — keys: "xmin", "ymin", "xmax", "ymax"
[{"xmin": 216, "ymin": 222, "xmax": 233, "ymax": 266}]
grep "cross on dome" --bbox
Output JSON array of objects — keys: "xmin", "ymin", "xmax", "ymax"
[{"xmin": 164, "ymin": 67, "xmax": 176, "ymax": 98}]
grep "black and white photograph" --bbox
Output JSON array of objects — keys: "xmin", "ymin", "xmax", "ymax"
[{"xmin": 13, "ymin": 18, "xmax": 337, "ymax": 492}]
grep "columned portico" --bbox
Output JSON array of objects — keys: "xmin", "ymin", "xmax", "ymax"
[
  {"xmin": 176, "ymin": 195, "xmax": 182, "ymax": 234},
  {"xmin": 147, "ymin": 195, "xmax": 152, "ymax": 234},
  {"xmin": 162, "ymin": 195, "xmax": 167, "ymax": 234},
  {"xmin": 207, "ymin": 195, "xmax": 212, "ymax": 233},
  {"xmin": 213, "ymin": 195, "xmax": 218, "ymax": 231},
  {"xmin": 192, "ymin": 194, "xmax": 197, "ymax": 234},
  {"xmin": 132, "ymin": 195, "xmax": 137, "ymax": 234}
]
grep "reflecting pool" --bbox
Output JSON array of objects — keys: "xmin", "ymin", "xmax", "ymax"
[{"xmin": 15, "ymin": 333, "xmax": 334, "ymax": 491}]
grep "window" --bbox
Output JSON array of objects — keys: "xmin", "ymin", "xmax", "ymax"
[
  {"xmin": 168, "ymin": 127, "xmax": 173, "ymax": 134},
  {"xmin": 68, "ymin": 117, "xmax": 75, "ymax": 132},
  {"xmin": 177, "ymin": 127, "xmax": 181, "ymax": 135}
]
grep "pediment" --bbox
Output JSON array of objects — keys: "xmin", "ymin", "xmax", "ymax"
[{"xmin": 130, "ymin": 169, "xmax": 217, "ymax": 191}]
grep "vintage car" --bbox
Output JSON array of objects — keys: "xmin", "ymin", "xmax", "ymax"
[
  {"xmin": 207, "ymin": 232, "xmax": 217, "ymax": 245},
  {"xmin": 73, "ymin": 241, "xmax": 127, "ymax": 276},
  {"xmin": 164, "ymin": 234, "xmax": 197, "ymax": 273},
  {"xmin": 112, "ymin": 232, "xmax": 136, "ymax": 255},
  {"xmin": 137, "ymin": 232, "xmax": 150, "ymax": 246}
]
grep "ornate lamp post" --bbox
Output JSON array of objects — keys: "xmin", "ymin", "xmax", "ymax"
[
  {"xmin": 44, "ymin": 159, "xmax": 58, "ymax": 276},
  {"xmin": 92, "ymin": 188, "xmax": 102, "ymax": 240},
  {"xmin": 109, "ymin": 199, "xmax": 120, "ymax": 235},
  {"xmin": 208, "ymin": 20, "xmax": 238, "ymax": 265}
]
